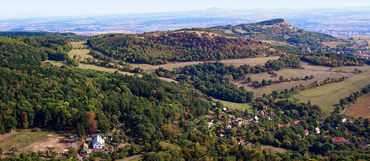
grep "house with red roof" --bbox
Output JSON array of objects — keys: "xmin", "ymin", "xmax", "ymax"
[{"xmin": 331, "ymin": 137, "xmax": 346, "ymax": 143}]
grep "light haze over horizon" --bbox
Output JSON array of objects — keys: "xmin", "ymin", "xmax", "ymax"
[{"xmin": 1, "ymin": 0, "xmax": 370, "ymax": 19}]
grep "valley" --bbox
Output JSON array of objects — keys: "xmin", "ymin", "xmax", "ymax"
[{"xmin": 0, "ymin": 16, "xmax": 369, "ymax": 161}]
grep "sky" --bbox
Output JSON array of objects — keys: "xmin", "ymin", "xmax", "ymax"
[{"xmin": 1, "ymin": 0, "xmax": 370, "ymax": 19}]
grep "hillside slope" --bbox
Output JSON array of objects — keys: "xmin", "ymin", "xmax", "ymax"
[
  {"xmin": 87, "ymin": 30, "xmax": 281, "ymax": 65},
  {"xmin": 209, "ymin": 18, "xmax": 339, "ymax": 51}
]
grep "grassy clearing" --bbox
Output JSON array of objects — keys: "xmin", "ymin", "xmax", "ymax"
[
  {"xmin": 343, "ymin": 93, "xmax": 370, "ymax": 119},
  {"xmin": 0, "ymin": 130, "xmax": 61, "ymax": 151},
  {"xmin": 70, "ymin": 41, "xmax": 87, "ymax": 49},
  {"xmin": 131, "ymin": 56, "xmax": 280, "ymax": 73},
  {"xmin": 68, "ymin": 41, "xmax": 94, "ymax": 61},
  {"xmin": 45, "ymin": 61, "xmax": 178, "ymax": 82},
  {"xmin": 261, "ymin": 145, "xmax": 288, "ymax": 153},
  {"xmin": 213, "ymin": 98, "xmax": 253, "ymax": 112},
  {"xmin": 129, "ymin": 156, "xmax": 143, "ymax": 161},
  {"xmin": 236, "ymin": 62, "xmax": 370, "ymax": 98},
  {"xmin": 292, "ymin": 68, "xmax": 370, "ymax": 117}
]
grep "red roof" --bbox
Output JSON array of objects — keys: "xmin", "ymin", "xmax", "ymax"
[
  {"xmin": 279, "ymin": 123, "xmax": 290, "ymax": 128},
  {"xmin": 294, "ymin": 120, "xmax": 301, "ymax": 125},
  {"xmin": 332, "ymin": 137, "xmax": 346, "ymax": 142}
]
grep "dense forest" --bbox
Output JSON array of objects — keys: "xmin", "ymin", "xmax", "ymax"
[
  {"xmin": 87, "ymin": 31, "xmax": 281, "ymax": 65},
  {"xmin": 299, "ymin": 53, "xmax": 369, "ymax": 67},
  {"xmin": 209, "ymin": 18, "xmax": 339, "ymax": 52},
  {"xmin": 0, "ymin": 36, "xmax": 72, "ymax": 62},
  {"xmin": 0, "ymin": 36, "xmax": 210, "ymax": 138}
]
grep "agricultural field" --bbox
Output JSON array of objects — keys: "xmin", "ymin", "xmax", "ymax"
[
  {"xmin": 0, "ymin": 130, "xmax": 69, "ymax": 153},
  {"xmin": 292, "ymin": 67, "xmax": 370, "ymax": 117},
  {"xmin": 235, "ymin": 62, "xmax": 370, "ymax": 98},
  {"xmin": 233, "ymin": 62, "xmax": 370, "ymax": 117},
  {"xmin": 346, "ymin": 36, "xmax": 370, "ymax": 49},
  {"xmin": 261, "ymin": 145, "xmax": 288, "ymax": 153},
  {"xmin": 130, "ymin": 56, "xmax": 280, "ymax": 73},
  {"xmin": 213, "ymin": 98, "xmax": 253, "ymax": 112},
  {"xmin": 343, "ymin": 93, "xmax": 370, "ymax": 119},
  {"xmin": 322, "ymin": 41, "xmax": 347, "ymax": 48}
]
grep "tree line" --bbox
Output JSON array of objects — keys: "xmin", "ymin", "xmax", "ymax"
[{"xmin": 155, "ymin": 54, "xmax": 301, "ymax": 103}]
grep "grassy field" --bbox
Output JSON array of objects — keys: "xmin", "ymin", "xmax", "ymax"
[
  {"xmin": 322, "ymin": 41, "xmax": 347, "ymax": 48},
  {"xmin": 46, "ymin": 60, "xmax": 177, "ymax": 83},
  {"xmin": 0, "ymin": 130, "xmax": 68, "ymax": 152},
  {"xmin": 213, "ymin": 98, "xmax": 253, "ymax": 112},
  {"xmin": 131, "ymin": 56, "xmax": 280, "ymax": 73},
  {"xmin": 343, "ymin": 93, "xmax": 370, "ymax": 119},
  {"xmin": 292, "ymin": 67, "xmax": 370, "ymax": 117},
  {"xmin": 261, "ymin": 145, "xmax": 288, "ymax": 153},
  {"xmin": 236, "ymin": 62, "xmax": 370, "ymax": 98},
  {"xmin": 68, "ymin": 41, "xmax": 94, "ymax": 62}
]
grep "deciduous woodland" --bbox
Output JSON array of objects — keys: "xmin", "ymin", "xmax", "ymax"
[{"xmin": 87, "ymin": 31, "xmax": 280, "ymax": 65}]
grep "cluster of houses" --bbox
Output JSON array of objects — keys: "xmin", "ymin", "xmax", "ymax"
[
  {"xmin": 210, "ymin": 108, "xmax": 275, "ymax": 138},
  {"xmin": 210, "ymin": 104, "xmax": 359, "ymax": 147}
]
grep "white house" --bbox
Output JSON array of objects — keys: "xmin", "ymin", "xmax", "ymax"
[
  {"xmin": 92, "ymin": 135, "xmax": 105, "ymax": 149},
  {"xmin": 315, "ymin": 127, "xmax": 321, "ymax": 134}
]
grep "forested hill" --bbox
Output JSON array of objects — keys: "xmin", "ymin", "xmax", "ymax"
[
  {"xmin": 0, "ymin": 35, "xmax": 211, "ymax": 139},
  {"xmin": 208, "ymin": 18, "xmax": 339, "ymax": 51},
  {"xmin": 87, "ymin": 30, "xmax": 281, "ymax": 65},
  {"xmin": 0, "ymin": 31, "xmax": 85, "ymax": 38}
]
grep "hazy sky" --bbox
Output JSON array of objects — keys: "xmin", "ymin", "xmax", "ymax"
[{"xmin": 1, "ymin": 0, "xmax": 369, "ymax": 19}]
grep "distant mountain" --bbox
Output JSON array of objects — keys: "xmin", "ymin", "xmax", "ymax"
[
  {"xmin": 209, "ymin": 18, "xmax": 339, "ymax": 51},
  {"xmin": 87, "ymin": 30, "xmax": 281, "ymax": 65},
  {"xmin": 0, "ymin": 31, "xmax": 85, "ymax": 38}
]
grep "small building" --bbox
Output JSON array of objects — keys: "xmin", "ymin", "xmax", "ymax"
[
  {"xmin": 222, "ymin": 107, "xmax": 228, "ymax": 112},
  {"xmin": 332, "ymin": 137, "xmax": 346, "ymax": 143},
  {"xmin": 358, "ymin": 141, "xmax": 367, "ymax": 150},
  {"xmin": 252, "ymin": 116, "xmax": 259, "ymax": 123},
  {"xmin": 305, "ymin": 129, "xmax": 309, "ymax": 136},
  {"xmin": 227, "ymin": 124, "xmax": 232, "ymax": 129},
  {"xmin": 85, "ymin": 137, "xmax": 92, "ymax": 142},
  {"xmin": 80, "ymin": 143, "xmax": 89, "ymax": 155},
  {"xmin": 208, "ymin": 120, "xmax": 214, "ymax": 128},
  {"xmin": 92, "ymin": 135, "xmax": 105, "ymax": 149},
  {"xmin": 294, "ymin": 120, "xmax": 301, "ymax": 125}
]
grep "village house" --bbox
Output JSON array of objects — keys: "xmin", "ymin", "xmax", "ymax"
[
  {"xmin": 315, "ymin": 127, "xmax": 320, "ymax": 134},
  {"xmin": 208, "ymin": 120, "xmax": 214, "ymax": 128},
  {"xmin": 251, "ymin": 116, "xmax": 259, "ymax": 123},
  {"xmin": 358, "ymin": 141, "xmax": 367, "ymax": 150},
  {"xmin": 92, "ymin": 135, "xmax": 105, "ymax": 149},
  {"xmin": 80, "ymin": 143, "xmax": 89, "ymax": 155},
  {"xmin": 222, "ymin": 107, "xmax": 228, "ymax": 112},
  {"xmin": 294, "ymin": 120, "xmax": 301, "ymax": 125},
  {"xmin": 331, "ymin": 137, "xmax": 346, "ymax": 143},
  {"xmin": 85, "ymin": 137, "xmax": 92, "ymax": 142}
]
